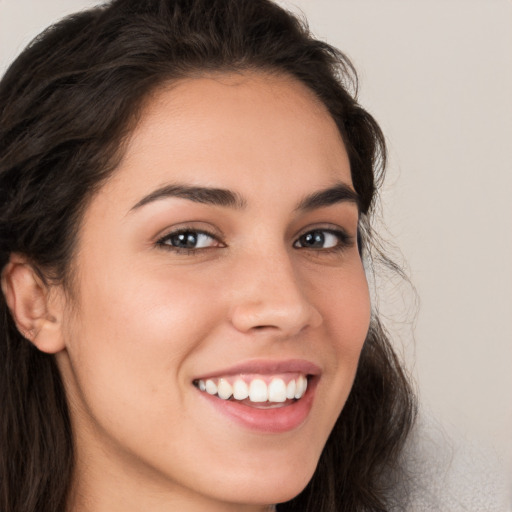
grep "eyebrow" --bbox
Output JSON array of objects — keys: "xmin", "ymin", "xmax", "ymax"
[
  {"xmin": 295, "ymin": 182, "xmax": 360, "ymax": 211},
  {"xmin": 130, "ymin": 184, "xmax": 247, "ymax": 211},
  {"xmin": 129, "ymin": 181, "xmax": 359, "ymax": 212}
]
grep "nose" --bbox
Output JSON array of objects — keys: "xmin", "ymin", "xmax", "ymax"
[{"xmin": 228, "ymin": 252, "xmax": 323, "ymax": 337}]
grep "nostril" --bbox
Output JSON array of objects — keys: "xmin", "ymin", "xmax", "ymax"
[{"xmin": 229, "ymin": 296, "xmax": 322, "ymax": 335}]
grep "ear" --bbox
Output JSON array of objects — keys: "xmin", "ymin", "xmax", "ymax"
[{"xmin": 1, "ymin": 254, "xmax": 66, "ymax": 353}]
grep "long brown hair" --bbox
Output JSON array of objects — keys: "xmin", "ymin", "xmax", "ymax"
[{"xmin": 0, "ymin": 1, "xmax": 416, "ymax": 510}]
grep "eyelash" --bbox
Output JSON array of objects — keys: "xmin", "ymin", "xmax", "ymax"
[
  {"xmin": 156, "ymin": 226, "xmax": 354, "ymax": 255},
  {"xmin": 293, "ymin": 228, "xmax": 353, "ymax": 253},
  {"xmin": 156, "ymin": 228, "xmax": 224, "ymax": 254}
]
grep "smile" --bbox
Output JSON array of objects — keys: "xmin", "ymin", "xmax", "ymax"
[
  {"xmin": 193, "ymin": 360, "xmax": 320, "ymax": 432},
  {"xmin": 194, "ymin": 374, "xmax": 308, "ymax": 405}
]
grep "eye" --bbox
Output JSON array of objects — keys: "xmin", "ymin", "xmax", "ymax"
[
  {"xmin": 157, "ymin": 229, "xmax": 220, "ymax": 251},
  {"xmin": 293, "ymin": 229, "xmax": 350, "ymax": 250}
]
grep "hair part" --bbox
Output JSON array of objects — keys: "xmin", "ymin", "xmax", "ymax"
[{"xmin": 0, "ymin": 1, "xmax": 416, "ymax": 510}]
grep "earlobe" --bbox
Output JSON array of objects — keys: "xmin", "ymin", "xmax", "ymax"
[{"xmin": 1, "ymin": 254, "xmax": 66, "ymax": 354}]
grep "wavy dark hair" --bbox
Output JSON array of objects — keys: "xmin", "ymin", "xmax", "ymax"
[{"xmin": 0, "ymin": 0, "xmax": 416, "ymax": 510}]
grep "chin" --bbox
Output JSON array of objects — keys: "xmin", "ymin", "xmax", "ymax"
[{"xmin": 206, "ymin": 454, "xmax": 318, "ymax": 507}]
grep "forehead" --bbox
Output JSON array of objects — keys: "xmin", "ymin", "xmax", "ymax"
[{"xmin": 98, "ymin": 72, "xmax": 352, "ymax": 210}]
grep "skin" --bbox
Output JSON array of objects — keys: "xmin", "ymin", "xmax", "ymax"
[{"xmin": 10, "ymin": 73, "xmax": 371, "ymax": 511}]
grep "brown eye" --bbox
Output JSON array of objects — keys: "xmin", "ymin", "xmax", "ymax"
[
  {"xmin": 294, "ymin": 230, "xmax": 343, "ymax": 250},
  {"xmin": 159, "ymin": 230, "xmax": 217, "ymax": 250},
  {"xmin": 293, "ymin": 229, "xmax": 350, "ymax": 250}
]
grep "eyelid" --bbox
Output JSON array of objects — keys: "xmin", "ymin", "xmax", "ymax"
[
  {"xmin": 153, "ymin": 221, "xmax": 223, "ymax": 241},
  {"xmin": 294, "ymin": 222, "xmax": 354, "ymax": 240}
]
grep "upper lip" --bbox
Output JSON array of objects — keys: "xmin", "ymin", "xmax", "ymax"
[{"xmin": 194, "ymin": 358, "xmax": 322, "ymax": 381}]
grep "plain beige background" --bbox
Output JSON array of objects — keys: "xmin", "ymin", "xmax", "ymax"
[{"xmin": 1, "ymin": 0, "xmax": 511, "ymax": 488}]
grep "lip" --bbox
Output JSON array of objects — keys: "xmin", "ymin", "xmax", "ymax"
[
  {"xmin": 193, "ymin": 358, "xmax": 321, "ymax": 381},
  {"xmin": 193, "ymin": 359, "xmax": 321, "ymax": 433}
]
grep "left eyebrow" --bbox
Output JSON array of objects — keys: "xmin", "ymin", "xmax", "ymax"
[{"xmin": 295, "ymin": 183, "xmax": 360, "ymax": 212}]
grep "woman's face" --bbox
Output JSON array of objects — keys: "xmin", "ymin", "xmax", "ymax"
[{"xmin": 55, "ymin": 73, "xmax": 371, "ymax": 510}]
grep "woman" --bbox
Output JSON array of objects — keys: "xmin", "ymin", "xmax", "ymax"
[{"xmin": 0, "ymin": 0, "xmax": 416, "ymax": 511}]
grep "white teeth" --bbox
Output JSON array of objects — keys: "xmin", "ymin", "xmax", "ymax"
[
  {"xmin": 217, "ymin": 379, "xmax": 233, "ymax": 400},
  {"xmin": 205, "ymin": 379, "xmax": 217, "ymax": 395},
  {"xmin": 301, "ymin": 375, "xmax": 309, "ymax": 397},
  {"xmin": 268, "ymin": 378, "xmax": 287, "ymax": 403},
  {"xmin": 249, "ymin": 379, "xmax": 268, "ymax": 402},
  {"xmin": 197, "ymin": 375, "xmax": 309, "ymax": 403},
  {"xmin": 286, "ymin": 379, "xmax": 296, "ymax": 399},
  {"xmin": 233, "ymin": 379, "xmax": 249, "ymax": 400},
  {"xmin": 294, "ymin": 375, "xmax": 307, "ymax": 399}
]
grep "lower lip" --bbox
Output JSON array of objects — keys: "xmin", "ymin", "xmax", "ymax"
[{"xmin": 197, "ymin": 378, "xmax": 317, "ymax": 433}]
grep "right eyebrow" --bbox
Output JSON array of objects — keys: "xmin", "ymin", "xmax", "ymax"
[{"xmin": 129, "ymin": 183, "xmax": 247, "ymax": 212}]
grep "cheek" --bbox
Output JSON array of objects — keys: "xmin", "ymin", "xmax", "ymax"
[
  {"xmin": 336, "ymin": 269, "xmax": 371, "ymax": 382},
  {"xmin": 314, "ymin": 261, "xmax": 371, "ymax": 349},
  {"xmin": 58, "ymin": 268, "xmax": 230, "ymax": 491},
  {"xmin": 62, "ymin": 264, "xmax": 223, "ymax": 414},
  {"xmin": 79, "ymin": 256, "xmax": 220, "ymax": 337},
  {"xmin": 308, "ymin": 261, "xmax": 371, "ymax": 416}
]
